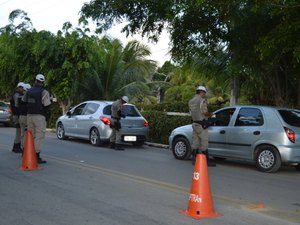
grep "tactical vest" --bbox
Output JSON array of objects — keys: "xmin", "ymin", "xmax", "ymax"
[
  {"xmin": 26, "ymin": 86, "xmax": 44, "ymax": 115},
  {"xmin": 18, "ymin": 96, "xmax": 27, "ymax": 116},
  {"xmin": 188, "ymin": 95, "xmax": 206, "ymax": 121}
]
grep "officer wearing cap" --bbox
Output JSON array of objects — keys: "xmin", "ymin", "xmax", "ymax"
[
  {"xmin": 18, "ymin": 83, "xmax": 31, "ymax": 152},
  {"xmin": 109, "ymin": 96, "xmax": 129, "ymax": 150},
  {"xmin": 22, "ymin": 74, "xmax": 51, "ymax": 163},
  {"xmin": 10, "ymin": 82, "xmax": 25, "ymax": 153},
  {"xmin": 188, "ymin": 85, "xmax": 216, "ymax": 166}
]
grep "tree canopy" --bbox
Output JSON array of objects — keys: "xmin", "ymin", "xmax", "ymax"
[{"xmin": 81, "ymin": 0, "xmax": 300, "ymax": 107}]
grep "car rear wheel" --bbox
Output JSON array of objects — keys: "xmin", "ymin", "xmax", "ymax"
[
  {"xmin": 255, "ymin": 145, "xmax": 281, "ymax": 173},
  {"xmin": 90, "ymin": 128, "xmax": 101, "ymax": 146},
  {"xmin": 56, "ymin": 123, "xmax": 68, "ymax": 140},
  {"xmin": 172, "ymin": 137, "xmax": 191, "ymax": 160}
]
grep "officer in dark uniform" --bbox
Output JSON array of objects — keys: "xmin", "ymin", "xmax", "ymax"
[
  {"xmin": 22, "ymin": 74, "xmax": 51, "ymax": 164},
  {"xmin": 10, "ymin": 82, "xmax": 25, "ymax": 153}
]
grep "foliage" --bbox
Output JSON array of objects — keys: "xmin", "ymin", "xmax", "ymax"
[
  {"xmin": 142, "ymin": 111, "xmax": 191, "ymax": 144},
  {"xmin": 81, "ymin": 0, "xmax": 300, "ymax": 108}
]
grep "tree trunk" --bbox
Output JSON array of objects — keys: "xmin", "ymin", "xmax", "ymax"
[
  {"xmin": 230, "ymin": 76, "xmax": 240, "ymax": 106},
  {"xmin": 59, "ymin": 98, "xmax": 72, "ymax": 115},
  {"xmin": 297, "ymin": 73, "xmax": 300, "ymax": 108}
]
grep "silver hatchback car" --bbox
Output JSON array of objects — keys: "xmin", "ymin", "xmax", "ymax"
[
  {"xmin": 0, "ymin": 101, "xmax": 12, "ymax": 127},
  {"xmin": 56, "ymin": 100, "xmax": 149, "ymax": 146},
  {"xmin": 169, "ymin": 105, "xmax": 300, "ymax": 172}
]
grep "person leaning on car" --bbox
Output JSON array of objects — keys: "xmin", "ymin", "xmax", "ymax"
[
  {"xmin": 22, "ymin": 74, "xmax": 51, "ymax": 164},
  {"xmin": 10, "ymin": 82, "xmax": 25, "ymax": 153},
  {"xmin": 188, "ymin": 85, "xmax": 216, "ymax": 167},
  {"xmin": 109, "ymin": 96, "xmax": 129, "ymax": 151}
]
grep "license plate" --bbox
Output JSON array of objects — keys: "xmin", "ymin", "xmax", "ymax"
[{"xmin": 124, "ymin": 136, "xmax": 137, "ymax": 141}]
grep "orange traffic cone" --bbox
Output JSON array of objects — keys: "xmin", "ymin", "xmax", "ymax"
[
  {"xmin": 181, "ymin": 153, "xmax": 222, "ymax": 219},
  {"xmin": 20, "ymin": 129, "xmax": 39, "ymax": 171}
]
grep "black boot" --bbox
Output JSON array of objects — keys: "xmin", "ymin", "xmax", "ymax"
[
  {"xmin": 109, "ymin": 142, "xmax": 115, "ymax": 149},
  {"xmin": 12, "ymin": 143, "xmax": 22, "ymax": 153},
  {"xmin": 204, "ymin": 151, "xmax": 216, "ymax": 167},
  {"xmin": 192, "ymin": 149, "xmax": 198, "ymax": 165},
  {"xmin": 36, "ymin": 153, "xmax": 47, "ymax": 164},
  {"xmin": 114, "ymin": 144, "xmax": 124, "ymax": 151}
]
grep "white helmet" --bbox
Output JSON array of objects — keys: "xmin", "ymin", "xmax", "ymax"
[
  {"xmin": 17, "ymin": 82, "xmax": 25, "ymax": 88},
  {"xmin": 121, "ymin": 96, "xmax": 129, "ymax": 103},
  {"xmin": 23, "ymin": 83, "xmax": 31, "ymax": 91},
  {"xmin": 36, "ymin": 74, "xmax": 45, "ymax": 82},
  {"xmin": 196, "ymin": 85, "xmax": 207, "ymax": 92}
]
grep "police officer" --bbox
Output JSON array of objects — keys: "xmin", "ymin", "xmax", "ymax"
[
  {"xmin": 188, "ymin": 85, "xmax": 216, "ymax": 167},
  {"xmin": 18, "ymin": 83, "xmax": 31, "ymax": 153},
  {"xmin": 109, "ymin": 96, "xmax": 129, "ymax": 150},
  {"xmin": 10, "ymin": 82, "xmax": 25, "ymax": 153},
  {"xmin": 22, "ymin": 74, "xmax": 51, "ymax": 164}
]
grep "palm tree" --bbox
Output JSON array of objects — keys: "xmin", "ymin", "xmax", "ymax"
[{"xmin": 80, "ymin": 38, "xmax": 157, "ymax": 102}]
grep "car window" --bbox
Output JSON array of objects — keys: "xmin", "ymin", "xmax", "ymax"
[
  {"xmin": 235, "ymin": 108, "xmax": 264, "ymax": 126},
  {"xmin": 102, "ymin": 105, "xmax": 140, "ymax": 117},
  {"xmin": 103, "ymin": 105, "xmax": 112, "ymax": 115},
  {"xmin": 0, "ymin": 101, "xmax": 6, "ymax": 107},
  {"xmin": 278, "ymin": 109, "xmax": 300, "ymax": 127},
  {"xmin": 83, "ymin": 103, "xmax": 99, "ymax": 115},
  {"xmin": 122, "ymin": 105, "xmax": 140, "ymax": 117},
  {"xmin": 72, "ymin": 103, "xmax": 87, "ymax": 116},
  {"xmin": 213, "ymin": 108, "xmax": 236, "ymax": 126}
]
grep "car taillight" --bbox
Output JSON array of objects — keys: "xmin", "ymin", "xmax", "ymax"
[
  {"xmin": 100, "ymin": 116, "xmax": 111, "ymax": 125},
  {"xmin": 144, "ymin": 120, "xmax": 149, "ymax": 127},
  {"xmin": 284, "ymin": 127, "xmax": 295, "ymax": 143},
  {"xmin": 5, "ymin": 109, "xmax": 12, "ymax": 113}
]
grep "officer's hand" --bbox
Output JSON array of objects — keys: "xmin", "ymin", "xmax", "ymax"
[{"xmin": 204, "ymin": 112, "xmax": 213, "ymax": 117}]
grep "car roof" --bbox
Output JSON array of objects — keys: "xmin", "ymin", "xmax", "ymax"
[
  {"xmin": 81, "ymin": 100, "xmax": 136, "ymax": 107},
  {"xmin": 221, "ymin": 105, "xmax": 299, "ymax": 111}
]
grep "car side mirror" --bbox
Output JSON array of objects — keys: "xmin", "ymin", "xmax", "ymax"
[{"xmin": 66, "ymin": 111, "xmax": 72, "ymax": 117}]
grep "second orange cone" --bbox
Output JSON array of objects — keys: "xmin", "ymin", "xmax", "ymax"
[
  {"xmin": 181, "ymin": 153, "xmax": 222, "ymax": 219},
  {"xmin": 20, "ymin": 129, "xmax": 39, "ymax": 171}
]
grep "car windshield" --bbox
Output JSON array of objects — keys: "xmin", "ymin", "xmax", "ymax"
[
  {"xmin": 103, "ymin": 105, "xmax": 140, "ymax": 117},
  {"xmin": 278, "ymin": 109, "xmax": 300, "ymax": 127},
  {"xmin": 0, "ymin": 101, "xmax": 8, "ymax": 107}
]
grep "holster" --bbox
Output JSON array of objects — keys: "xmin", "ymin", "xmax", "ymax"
[{"xmin": 193, "ymin": 119, "xmax": 209, "ymax": 129}]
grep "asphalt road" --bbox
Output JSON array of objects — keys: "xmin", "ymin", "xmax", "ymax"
[{"xmin": 1, "ymin": 126, "xmax": 300, "ymax": 225}]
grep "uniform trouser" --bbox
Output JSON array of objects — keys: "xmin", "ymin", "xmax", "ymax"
[
  {"xmin": 12, "ymin": 115, "xmax": 21, "ymax": 144},
  {"xmin": 27, "ymin": 114, "xmax": 46, "ymax": 153},
  {"xmin": 110, "ymin": 119, "xmax": 121, "ymax": 144},
  {"xmin": 191, "ymin": 123, "xmax": 208, "ymax": 151},
  {"xmin": 19, "ymin": 115, "xmax": 27, "ymax": 148}
]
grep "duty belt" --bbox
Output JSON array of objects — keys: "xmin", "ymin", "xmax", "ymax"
[{"xmin": 193, "ymin": 120, "xmax": 205, "ymax": 124}]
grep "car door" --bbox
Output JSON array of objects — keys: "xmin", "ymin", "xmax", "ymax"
[
  {"xmin": 208, "ymin": 107, "xmax": 236, "ymax": 156},
  {"xmin": 64, "ymin": 103, "xmax": 87, "ymax": 136},
  {"xmin": 75, "ymin": 102, "xmax": 100, "ymax": 138},
  {"xmin": 225, "ymin": 107, "xmax": 264, "ymax": 159}
]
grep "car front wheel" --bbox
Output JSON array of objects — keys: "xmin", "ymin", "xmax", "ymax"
[
  {"xmin": 90, "ymin": 128, "xmax": 101, "ymax": 146},
  {"xmin": 255, "ymin": 145, "xmax": 281, "ymax": 173},
  {"xmin": 172, "ymin": 137, "xmax": 191, "ymax": 160},
  {"xmin": 56, "ymin": 123, "xmax": 68, "ymax": 140}
]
